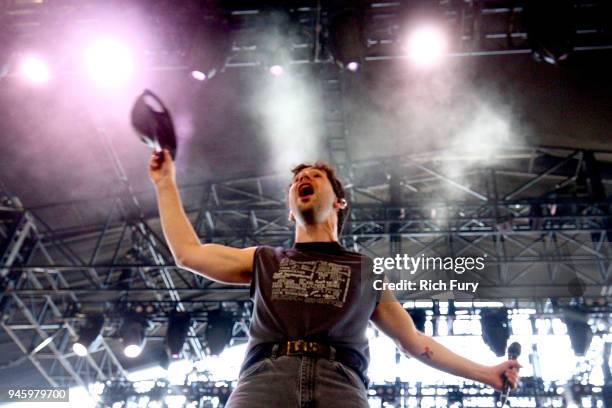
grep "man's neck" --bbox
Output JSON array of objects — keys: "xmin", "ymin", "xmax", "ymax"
[{"xmin": 294, "ymin": 223, "xmax": 338, "ymax": 243}]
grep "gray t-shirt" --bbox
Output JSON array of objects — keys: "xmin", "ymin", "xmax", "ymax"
[{"xmin": 244, "ymin": 241, "xmax": 382, "ymax": 378}]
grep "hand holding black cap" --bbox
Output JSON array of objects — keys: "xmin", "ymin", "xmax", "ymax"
[{"xmin": 131, "ymin": 89, "xmax": 177, "ymax": 163}]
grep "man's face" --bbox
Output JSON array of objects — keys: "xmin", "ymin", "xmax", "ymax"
[{"xmin": 288, "ymin": 167, "xmax": 337, "ymax": 225}]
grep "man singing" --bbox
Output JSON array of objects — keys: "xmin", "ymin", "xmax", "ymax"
[{"xmin": 149, "ymin": 150, "xmax": 520, "ymax": 407}]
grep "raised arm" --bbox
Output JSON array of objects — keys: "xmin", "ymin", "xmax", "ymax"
[
  {"xmin": 149, "ymin": 149, "xmax": 255, "ymax": 284},
  {"xmin": 370, "ymin": 300, "xmax": 520, "ymax": 391}
]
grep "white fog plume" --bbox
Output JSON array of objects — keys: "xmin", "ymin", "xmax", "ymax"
[
  {"xmin": 439, "ymin": 100, "xmax": 521, "ymax": 199},
  {"xmin": 351, "ymin": 61, "xmax": 525, "ymax": 202},
  {"xmin": 252, "ymin": 70, "xmax": 325, "ymax": 173}
]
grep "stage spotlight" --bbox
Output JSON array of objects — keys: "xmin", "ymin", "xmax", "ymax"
[
  {"xmin": 404, "ymin": 24, "xmax": 447, "ymax": 67},
  {"xmin": 524, "ymin": 0, "xmax": 574, "ymax": 65},
  {"xmin": 205, "ymin": 309, "xmax": 234, "ymax": 356},
  {"xmin": 328, "ymin": 8, "xmax": 366, "ymax": 70},
  {"xmin": 187, "ymin": 11, "xmax": 231, "ymax": 82},
  {"xmin": 84, "ymin": 38, "xmax": 134, "ymax": 87},
  {"xmin": 269, "ymin": 64, "xmax": 284, "ymax": 76},
  {"xmin": 346, "ymin": 61, "xmax": 359, "ymax": 72},
  {"xmin": 19, "ymin": 56, "xmax": 50, "ymax": 84},
  {"xmin": 480, "ymin": 308, "xmax": 510, "ymax": 357},
  {"xmin": 191, "ymin": 70, "xmax": 207, "ymax": 81},
  {"xmin": 120, "ymin": 314, "xmax": 147, "ymax": 358},
  {"xmin": 563, "ymin": 308, "xmax": 593, "ymax": 356},
  {"xmin": 166, "ymin": 312, "xmax": 191, "ymax": 359},
  {"xmin": 72, "ymin": 314, "xmax": 104, "ymax": 357}
]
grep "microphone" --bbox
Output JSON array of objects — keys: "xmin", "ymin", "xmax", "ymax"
[{"xmin": 499, "ymin": 342, "xmax": 521, "ymax": 407}]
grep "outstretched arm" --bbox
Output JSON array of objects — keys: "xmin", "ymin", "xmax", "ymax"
[
  {"xmin": 149, "ymin": 149, "xmax": 255, "ymax": 284},
  {"xmin": 370, "ymin": 300, "xmax": 520, "ymax": 391}
]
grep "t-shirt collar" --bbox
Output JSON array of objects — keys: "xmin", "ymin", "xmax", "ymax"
[{"xmin": 293, "ymin": 241, "xmax": 344, "ymax": 252}]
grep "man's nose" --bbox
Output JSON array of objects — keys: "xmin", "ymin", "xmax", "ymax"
[{"xmin": 297, "ymin": 173, "xmax": 312, "ymax": 183}]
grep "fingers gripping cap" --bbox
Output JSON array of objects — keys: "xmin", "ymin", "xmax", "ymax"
[{"xmin": 131, "ymin": 89, "xmax": 178, "ymax": 160}]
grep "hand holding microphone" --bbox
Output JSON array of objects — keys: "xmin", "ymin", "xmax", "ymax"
[{"xmin": 498, "ymin": 342, "xmax": 522, "ymax": 407}]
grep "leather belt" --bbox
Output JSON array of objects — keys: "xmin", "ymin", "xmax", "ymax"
[{"xmin": 243, "ymin": 341, "xmax": 370, "ymax": 387}]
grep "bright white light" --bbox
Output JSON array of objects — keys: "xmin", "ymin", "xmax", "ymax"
[
  {"xmin": 366, "ymin": 327, "xmax": 377, "ymax": 339},
  {"xmin": 405, "ymin": 24, "xmax": 447, "ymax": 67},
  {"xmin": 69, "ymin": 386, "xmax": 97, "ymax": 408},
  {"xmin": 19, "ymin": 56, "xmax": 50, "ymax": 84},
  {"xmin": 346, "ymin": 61, "xmax": 359, "ymax": 72},
  {"xmin": 438, "ymin": 317, "xmax": 449, "ymax": 336},
  {"xmin": 126, "ymin": 365, "xmax": 167, "ymax": 382},
  {"xmin": 72, "ymin": 342, "xmax": 88, "ymax": 357},
  {"xmin": 167, "ymin": 359, "xmax": 193, "ymax": 385},
  {"xmin": 84, "ymin": 38, "xmax": 134, "ymax": 87},
  {"xmin": 165, "ymin": 395, "xmax": 186, "ymax": 408},
  {"xmin": 89, "ymin": 382, "xmax": 105, "ymax": 397},
  {"xmin": 473, "ymin": 301, "xmax": 505, "ymax": 308},
  {"xmin": 195, "ymin": 343, "xmax": 246, "ymax": 381},
  {"xmin": 269, "ymin": 65, "xmax": 284, "ymax": 76},
  {"xmin": 124, "ymin": 344, "xmax": 142, "ymax": 358},
  {"xmin": 191, "ymin": 70, "xmax": 206, "ymax": 81}
]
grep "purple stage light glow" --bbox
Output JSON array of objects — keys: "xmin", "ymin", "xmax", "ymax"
[
  {"xmin": 84, "ymin": 38, "xmax": 134, "ymax": 87},
  {"xmin": 405, "ymin": 24, "xmax": 447, "ymax": 68},
  {"xmin": 19, "ymin": 56, "xmax": 50, "ymax": 84}
]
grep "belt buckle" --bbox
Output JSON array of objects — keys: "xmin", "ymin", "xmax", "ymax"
[
  {"xmin": 286, "ymin": 340, "xmax": 302, "ymax": 356},
  {"xmin": 286, "ymin": 340, "xmax": 320, "ymax": 355},
  {"xmin": 305, "ymin": 342, "xmax": 319, "ymax": 354}
]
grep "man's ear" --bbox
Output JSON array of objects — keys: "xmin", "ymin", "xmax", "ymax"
[
  {"xmin": 335, "ymin": 198, "xmax": 348, "ymax": 210},
  {"xmin": 288, "ymin": 211, "xmax": 295, "ymax": 222}
]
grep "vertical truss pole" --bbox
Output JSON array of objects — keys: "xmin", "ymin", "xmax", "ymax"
[{"xmin": 321, "ymin": 65, "xmax": 353, "ymax": 178}]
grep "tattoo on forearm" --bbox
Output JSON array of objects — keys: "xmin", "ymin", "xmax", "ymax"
[{"xmin": 420, "ymin": 346, "xmax": 434, "ymax": 360}]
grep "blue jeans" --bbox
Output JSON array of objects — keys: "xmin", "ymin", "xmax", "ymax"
[{"xmin": 225, "ymin": 355, "xmax": 370, "ymax": 408}]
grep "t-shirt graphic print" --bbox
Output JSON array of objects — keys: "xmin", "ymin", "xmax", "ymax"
[{"xmin": 271, "ymin": 258, "xmax": 352, "ymax": 307}]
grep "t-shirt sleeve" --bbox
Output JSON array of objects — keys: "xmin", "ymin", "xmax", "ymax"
[{"xmin": 249, "ymin": 246, "xmax": 263, "ymax": 298}]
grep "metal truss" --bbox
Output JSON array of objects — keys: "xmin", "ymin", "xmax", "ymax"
[
  {"xmin": 3, "ymin": 146, "xmax": 612, "ymax": 301},
  {"xmin": 0, "ymin": 197, "xmax": 127, "ymax": 387},
  {"xmin": 0, "ymin": 196, "xmax": 240, "ymax": 387},
  {"xmin": 2, "ymin": 0, "xmax": 611, "ymax": 74},
  {"xmin": 1, "ymin": 146, "xmax": 611, "ymax": 389},
  {"xmin": 93, "ymin": 378, "xmax": 591, "ymax": 408},
  {"xmin": 186, "ymin": 146, "xmax": 612, "ymax": 299},
  {"xmin": 364, "ymin": 379, "xmax": 603, "ymax": 408}
]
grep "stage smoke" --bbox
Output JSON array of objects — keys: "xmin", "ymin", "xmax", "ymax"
[{"xmin": 250, "ymin": 64, "xmax": 324, "ymax": 173}]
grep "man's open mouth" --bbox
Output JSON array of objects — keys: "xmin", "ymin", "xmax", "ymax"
[{"xmin": 298, "ymin": 183, "xmax": 315, "ymax": 198}]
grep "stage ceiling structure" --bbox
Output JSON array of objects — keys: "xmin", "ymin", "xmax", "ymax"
[{"xmin": 0, "ymin": 0, "xmax": 611, "ymax": 389}]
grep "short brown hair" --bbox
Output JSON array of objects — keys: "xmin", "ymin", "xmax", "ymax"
[{"xmin": 291, "ymin": 162, "xmax": 348, "ymax": 236}]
